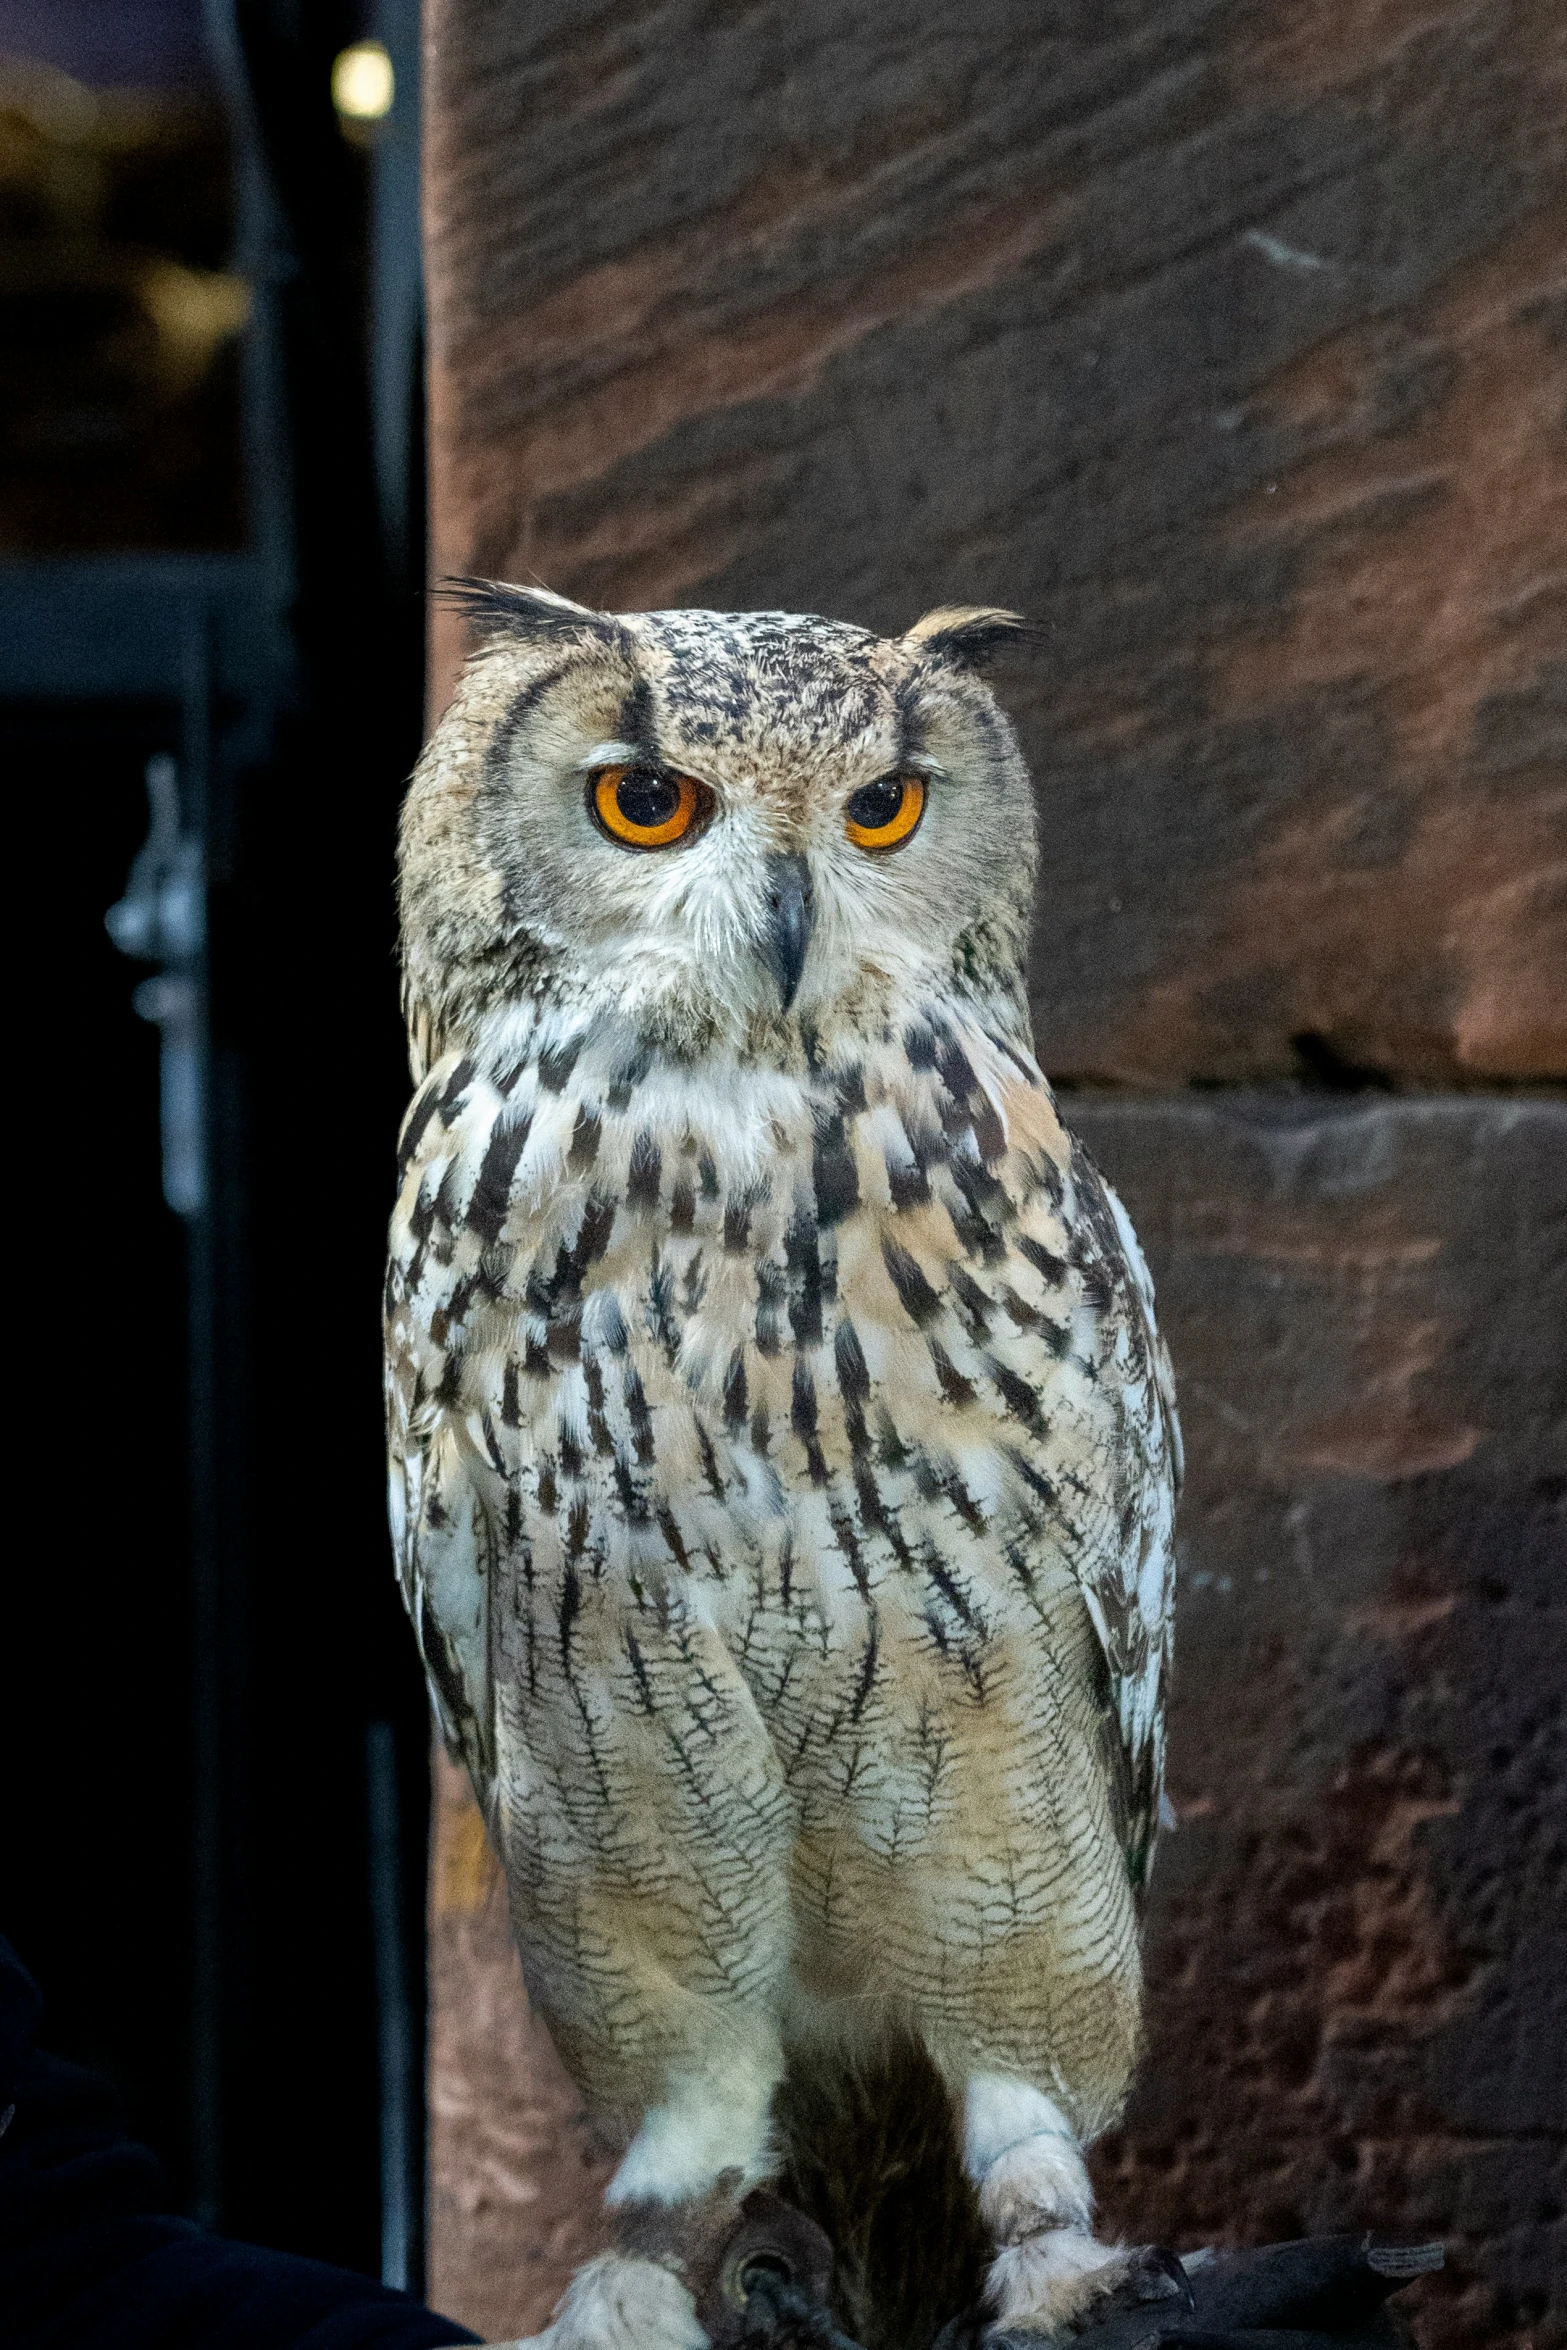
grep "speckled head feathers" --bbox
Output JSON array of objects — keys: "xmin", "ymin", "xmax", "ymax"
[{"xmin": 400, "ymin": 586, "xmax": 1040, "ymax": 1078}]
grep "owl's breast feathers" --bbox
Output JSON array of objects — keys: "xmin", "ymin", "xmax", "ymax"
[{"xmin": 384, "ymin": 1009, "xmax": 1179, "ymax": 1891}]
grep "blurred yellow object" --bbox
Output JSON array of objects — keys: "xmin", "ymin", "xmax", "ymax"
[
  {"xmin": 139, "ymin": 262, "xmax": 253, "ymax": 395},
  {"xmin": 0, "ymin": 52, "xmax": 98, "ymax": 140},
  {"xmin": 331, "ymin": 40, "xmax": 394, "ymax": 122},
  {"xmin": 0, "ymin": 53, "xmax": 247, "ymax": 550}
]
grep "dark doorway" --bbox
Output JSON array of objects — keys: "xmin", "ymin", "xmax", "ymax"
[{"xmin": 0, "ymin": 0, "xmax": 431, "ymax": 2286}]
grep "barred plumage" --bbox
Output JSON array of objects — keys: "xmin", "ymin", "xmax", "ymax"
[{"xmin": 386, "ymin": 589, "xmax": 1181, "ymax": 2346}]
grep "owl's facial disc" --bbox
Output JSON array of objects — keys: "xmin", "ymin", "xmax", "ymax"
[{"xmin": 409, "ymin": 598, "xmax": 1040, "ymax": 1063}]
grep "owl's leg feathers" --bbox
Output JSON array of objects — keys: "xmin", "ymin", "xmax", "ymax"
[
  {"xmin": 502, "ymin": 2044, "xmax": 782, "ymax": 2350},
  {"xmin": 501, "ymin": 2250, "xmax": 709, "ymax": 2350},
  {"xmin": 963, "ymin": 2076, "xmax": 1183, "ymax": 2338},
  {"xmin": 606, "ymin": 2044, "xmax": 782, "ymax": 2208},
  {"xmin": 497, "ymin": 2178, "xmax": 750, "ymax": 2350}
]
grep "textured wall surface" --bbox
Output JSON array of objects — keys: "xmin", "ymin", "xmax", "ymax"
[
  {"xmin": 424, "ymin": 0, "xmax": 1565, "ymax": 1088},
  {"xmin": 1075, "ymin": 1099, "xmax": 1567, "ymax": 2350},
  {"xmin": 419, "ymin": 1, "xmax": 1566, "ymax": 2343},
  {"xmin": 428, "ymin": 1751, "xmax": 614, "ymax": 2342}
]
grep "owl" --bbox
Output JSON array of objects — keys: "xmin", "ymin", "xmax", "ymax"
[{"xmin": 385, "ymin": 586, "xmax": 1182, "ymax": 2350}]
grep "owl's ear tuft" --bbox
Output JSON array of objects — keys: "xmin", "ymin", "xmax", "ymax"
[
  {"xmin": 436, "ymin": 576, "xmax": 619, "ymax": 643},
  {"xmin": 901, "ymin": 605, "xmax": 1030, "ymax": 672}
]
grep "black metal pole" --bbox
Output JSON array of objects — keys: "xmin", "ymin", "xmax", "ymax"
[
  {"xmin": 367, "ymin": 1720, "xmax": 415, "ymax": 2289},
  {"xmin": 178, "ymin": 603, "xmax": 223, "ymax": 2229}
]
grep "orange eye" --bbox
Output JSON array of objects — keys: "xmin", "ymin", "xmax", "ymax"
[
  {"xmin": 844, "ymin": 772, "xmax": 926, "ymax": 851},
  {"xmin": 589, "ymin": 765, "xmax": 704, "ymax": 849}
]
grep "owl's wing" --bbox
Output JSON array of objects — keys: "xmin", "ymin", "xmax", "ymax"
[
  {"xmin": 963, "ymin": 1065, "xmax": 1181, "ymax": 1896},
  {"xmin": 384, "ymin": 1058, "xmax": 496, "ymax": 1793},
  {"xmin": 1061, "ymin": 1143, "xmax": 1181, "ymax": 1892}
]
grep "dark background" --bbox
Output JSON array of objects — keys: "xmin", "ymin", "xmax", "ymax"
[{"xmin": 0, "ymin": 0, "xmax": 431, "ymax": 2285}]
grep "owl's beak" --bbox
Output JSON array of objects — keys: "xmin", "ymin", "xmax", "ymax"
[{"xmin": 759, "ymin": 852, "xmax": 814, "ymax": 1010}]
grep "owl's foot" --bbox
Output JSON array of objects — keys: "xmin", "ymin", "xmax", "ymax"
[
  {"xmin": 963, "ymin": 2076, "xmax": 1188, "ymax": 2340},
  {"xmin": 984, "ymin": 2231, "xmax": 1190, "ymax": 2338},
  {"xmin": 502, "ymin": 2251, "xmax": 708, "ymax": 2350}
]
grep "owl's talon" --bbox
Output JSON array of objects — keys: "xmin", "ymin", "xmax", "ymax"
[
  {"xmin": 984, "ymin": 2232, "xmax": 1193, "ymax": 2339},
  {"xmin": 1139, "ymin": 2247, "xmax": 1194, "ymax": 2311}
]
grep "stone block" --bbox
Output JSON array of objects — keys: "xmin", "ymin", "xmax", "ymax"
[
  {"xmin": 424, "ymin": 1096, "xmax": 1566, "ymax": 2345},
  {"xmin": 422, "ymin": 0, "xmax": 1566, "ymax": 1085},
  {"xmin": 1072, "ymin": 1096, "xmax": 1566, "ymax": 2350},
  {"xmin": 427, "ymin": 1746, "xmax": 614, "ymax": 2342}
]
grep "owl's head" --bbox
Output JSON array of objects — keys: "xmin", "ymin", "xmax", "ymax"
[{"xmin": 399, "ymin": 586, "xmax": 1039, "ymax": 1073}]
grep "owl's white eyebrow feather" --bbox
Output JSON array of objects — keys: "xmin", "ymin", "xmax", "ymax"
[{"xmin": 577, "ymin": 740, "xmax": 642, "ymax": 770}]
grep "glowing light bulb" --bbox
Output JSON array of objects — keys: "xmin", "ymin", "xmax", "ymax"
[{"xmin": 332, "ymin": 41, "xmax": 394, "ymax": 122}]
